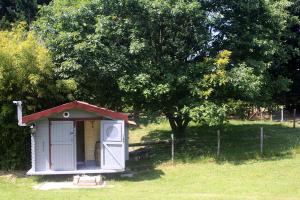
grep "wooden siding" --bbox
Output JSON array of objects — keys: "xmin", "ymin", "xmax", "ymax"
[
  {"xmin": 50, "ymin": 109, "xmax": 100, "ymax": 119},
  {"xmin": 31, "ymin": 134, "xmax": 35, "ymax": 171},
  {"xmin": 34, "ymin": 119, "xmax": 49, "ymax": 171},
  {"xmin": 125, "ymin": 125, "xmax": 129, "ymax": 160},
  {"xmin": 50, "ymin": 121, "xmax": 75, "ymax": 170},
  {"xmin": 84, "ymin": 120, "xmax": 100, "ymax": 162}
]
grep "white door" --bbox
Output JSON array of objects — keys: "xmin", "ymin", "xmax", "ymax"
[
  {"xmin": 50, "ymin": 121, "xmax": 75, "ymax": 170},
  {"xmin": 101, "ymin": 120, "xmax": 125, "ymax": 170}
]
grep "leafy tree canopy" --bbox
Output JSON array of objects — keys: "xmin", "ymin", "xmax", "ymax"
[
  {"xmin": 34, "ymin": 0, "xmax": 291, "ymax": 138},
  {"xmin": 278, "ymin": 0, "xmax": 300, "ymax": 109},
  {"xmin": 0, "ymin": 0, "xmax": 51, "ymax": 29},
  {"xmin": 203, "ymin": 0, "xmax": 292, "ymax": 107},
  {"xmin": 0, "ymin": 23, "xmax": 76, "ymax": 169}
]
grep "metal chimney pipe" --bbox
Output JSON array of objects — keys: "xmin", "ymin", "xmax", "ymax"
[{"xmin": 13, "ymin": 101, "xmax": 26, "ymax": 126}]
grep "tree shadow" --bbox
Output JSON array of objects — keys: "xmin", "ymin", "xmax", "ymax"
[
  {"xmin": 35, "ymin": 175, "xmax": 74, "ymax": 183},
  {"xmin": 0, "ymin": 170, "xmax": 28, "ymax": 179},
  {"xmin": 33, "ymin": 168, "xmax": 165, "ymax": 183},
  {"xmin": 114, "ymin": 161, "xmax": 165, "ymax": 182},
  {"xmin": 129, "ymin": 115, "xmax": 166, "ymax": 130},
  {"xmin": 138, "ymin": 121, "xmax": 300, "ymax": 166}
]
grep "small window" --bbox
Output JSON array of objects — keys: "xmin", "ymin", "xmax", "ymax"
[
  {"xmin": 63, "ymin": 112, "xmax": 70, "ymax": 118},
  {"xmin": 106, "ymin": 126, "xmax": 118, "ymax": 139}
]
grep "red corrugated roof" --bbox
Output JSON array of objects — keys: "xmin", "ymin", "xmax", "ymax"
[{"xmin": 22, "ymin": 101, "xmax": 136, "ymax": 125}]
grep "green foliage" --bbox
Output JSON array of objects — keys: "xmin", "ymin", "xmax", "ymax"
[
  {"xmin": 204, "ymin": 0, "xmax": 292, "ymax": 105},
  {"xmin": 226, "ymin": 100, "xmax": 251, "ymax": 119},
  {"xmin": 206, "ymin": 0, "xmax": 291, "ymax": 64},
  {"xmin": 0, "ymin": 23, "xmax": 75, "ymax": 170},
  {"xmin": 34, "ymin": 0, "xmax": 292, "ymax": 138},
  {"xmin": 34, "ymin": 0, "xmax": 135, "ymax": 109},
  {"xmin": 189, "ymin": 102, "xmax": 228, "ymax": 127},
  {"xmin": 229, "ymin": 64, "xmax": 263, "ymax": 100},
  {"xmin": 0, "ymin": 0, "xmax": 52, "ymax": 29},
  {"xmin": 278, "ymin": 0, "xmax": 300, "ymax": 107}
]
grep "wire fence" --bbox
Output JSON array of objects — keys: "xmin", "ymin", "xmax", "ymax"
[{"xmin": 128, "ymin": 126, "xmax": 300, "ymax": 170}]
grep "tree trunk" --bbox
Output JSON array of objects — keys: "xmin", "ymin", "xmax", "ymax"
[
  {"xmin": 133, "ymin": 109, "xmax": 140, "ymax": 122},
  {"xmin": 166, "ymin": 113, "xmax": 190, "ymax": 140}
]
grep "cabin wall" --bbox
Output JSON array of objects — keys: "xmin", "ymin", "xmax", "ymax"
[
  {"xmin": 34, "ymin": 119, "xmax": 49, "ymax": 171},
  {"xmin": 125, "ymin": 125, "xmax": 129, "ymax": 160},
  {"xmin": 84, "ymin": 120, "xmax": 100, "ymax": 164},
  {"xmin": 31, "ymin": 113, "xmax": 129, "ymax": 173},
  {"xmin": 50, "ymin": 109, "xmax": 100, "ymax": 119}
]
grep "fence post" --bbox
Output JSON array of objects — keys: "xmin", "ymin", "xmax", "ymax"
[
  {"xmin": 171, "ymin": 134, "xmax": 174, "ymax": 164},
  {"xmin": 260, "ymin": 127, "xmax": 264, "ymax": 155},
  {"xmin": 260, "ymin": 108, "xmax": 263, "ymax": 120},
  {"xmin": 293, "ymin": 109, "xmax": 296, "ymax": 128},
  {"xmin": 281, "ymin": 106, "xmax": 284, "ymax": 122},
  {"xmin": 217, "ymin": 130, "xmax": 220, "ymax": 157}
]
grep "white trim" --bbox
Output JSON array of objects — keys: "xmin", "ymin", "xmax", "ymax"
[
  {"xmin": 125, "ymin": 125, "xmax": 129, "ymax": 160},
  {"xmin": 74, "ymin": 121, "xmax": 77, "ymax": 170},
  {"xmin": 63, "ymin": 112, "xmax": 70, "ymax": 118},
  {"xmin": 26, "ymin": 168, "xmax": 124, "ymax": 175},
  {"xmin": 31, "ymin": 134, "xmax": 35, "ymax": 172}
]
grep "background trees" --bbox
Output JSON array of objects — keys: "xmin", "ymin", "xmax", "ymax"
[
  {"xmin": 279, "ymin": 0, "xmax": 300, "ymax": 110},
  {"xmin": 34, "ymin": 0, "xmax": 132, "ymax": 109},
  {"xmin": 33, "ymin": 0, "xmax": 290, "ymax": 138},
  {"xmin": 203, "ymin": 0, "xmax": 291, "ymax": 110},
  {"xmin": 0, "ymin": 0, "xmax": 51, "ymax": 29},
  {"xmin": 0, "ymin": 0, "xmax": 299, "ymax": 169},
  {"xmin": 0, "ymin": 23, "xmax": 75, "ymax": 169}
]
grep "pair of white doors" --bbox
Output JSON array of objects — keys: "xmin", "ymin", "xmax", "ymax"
[{"xmin": 50, "ymin": 120, "xmax": 125, "ymax": 171}]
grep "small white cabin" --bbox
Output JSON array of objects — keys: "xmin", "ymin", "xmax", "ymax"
[{"xmin": 14, "ymin": 100, "xmax": 135, "ymax": 175}]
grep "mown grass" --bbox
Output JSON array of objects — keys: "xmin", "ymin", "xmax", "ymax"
[{"xmin": 1, "ymin": 120, "xmax": 300, "ymax": 200}]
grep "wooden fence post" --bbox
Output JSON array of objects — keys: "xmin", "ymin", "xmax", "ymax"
[
  {"xmin": 281, "ymin": 106, "xmax": 284, "ymax": 122},
  {"xmin": 293, "ymin": 109, "xmax": 296, "ymax": 128},
  {"xmin": 260, "ymin": 108, "xmax": 263, "ymax": 120},
  {"xmin": 171, "ymin": 134, "xmax": 174, "ymax": 164},
  {"xmin": 217, "ymin": 130, "xmax": 220, "ymax": 157},
  {"xmin": 260, "ymin": 127, "xmax": 264, "ymax": 155}
]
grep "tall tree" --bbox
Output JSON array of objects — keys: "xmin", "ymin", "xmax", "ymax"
[
  {"xmin": 203, "ymin": 0, "xmax": 291, "ymax": 108},
  {"xmin": 34, "ymin": 0, "xmax": 132, "ymax": 109},
  {"xmin": 35, "ymin": 0, "xmax": 268, "ymax": 137},
  {"xmin": 0, "ymin": 23, "xmax": 76, "ymax": 169},
  {"xmin": 0, "ymin": 0, "xmax": 51, "ymax": 29},
  {"xmin": 279, "ymin": 0, "xmax": 300, "ymax": 109}
]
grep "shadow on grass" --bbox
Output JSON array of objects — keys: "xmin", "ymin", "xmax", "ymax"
[
  {"xmin": 34, "ymin": 169, "xmax": 165, "ymax": 183},
  {"xmin": 35, "ymin": 175, "xmax": 74, "ymax": 183},
  {"xmin": 0, "ymin": 170, "xmax": 28, "ymax": 178},
  {"xmin": 137, "ymin": 121, "xmax": 300, "ymax": 166}
]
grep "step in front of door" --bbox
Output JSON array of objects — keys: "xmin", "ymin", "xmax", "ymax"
[{"xmin": 73, "ymin": 175, "xmax": 103, "ymax": 186}]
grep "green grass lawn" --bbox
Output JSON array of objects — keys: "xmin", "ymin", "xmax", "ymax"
[{"xmin": 1, "ymin": 120, "xmax": 300, "ymax": 200}]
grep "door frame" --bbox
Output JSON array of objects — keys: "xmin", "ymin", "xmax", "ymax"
[
  {"xmin": 48, "ymin": 117, "xmax": 102, "ymax": 170},
  {"xmin": 75, "ymin": 120, "xmax": 85, "ymax": 164}
]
